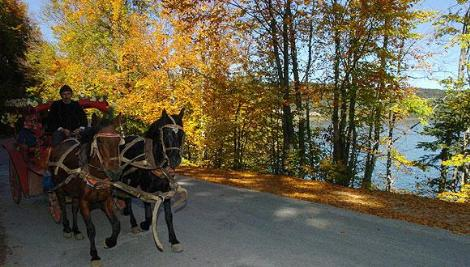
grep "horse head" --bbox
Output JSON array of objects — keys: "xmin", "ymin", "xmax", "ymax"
[
  {"xmin": 86, "ymin": 113, "xmax": 124, "ymax": 181},
  {"xmin": 145, "ymin": 108, "xmax": 185, "ymax": 171}
]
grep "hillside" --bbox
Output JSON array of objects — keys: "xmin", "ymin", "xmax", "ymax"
[{"xmin": 413, "ymin": 88, "xmax": 445, "ymax": 99}]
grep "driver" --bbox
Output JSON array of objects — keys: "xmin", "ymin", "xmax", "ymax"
[{"xmin": 47, "ymin": 85, "xmax": 87, "ymax": 146}]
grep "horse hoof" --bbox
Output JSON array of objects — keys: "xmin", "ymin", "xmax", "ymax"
[
  {"xmin": 131, "ymin": 226, "xmax": 142, "ymax": 234},
  {"xmin": 74, "ymin": 233, "xmax": 84, "ymax": 240},
  {"xmin": 104, "ymin": 238, "xmax": 117, "ymax": 249},
  {"xmin": 171, "ymin": 243, "xmax": 184, "ymax": 253},
  {"xmin": 91, "ymin": 260, "xmax": 102, "ymax": 267},
  {"xmin": 63, "ymin": 232, "xmax": 73, "ymax": 239}
]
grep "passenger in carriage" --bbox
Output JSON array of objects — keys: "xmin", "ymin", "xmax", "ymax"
[
  {"xmin": 47, "ymin": 85, "xmax": 87, "ymax": 146},
  {"xmin": 16, "ymin": 114, "xmax": 40, "ymax": 162},
  {"xmin": 17, "ymin": 115, "xmax": 37, "ymax": 147}
]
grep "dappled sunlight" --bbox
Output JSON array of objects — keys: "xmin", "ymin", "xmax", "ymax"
[
  {"xmin": 331, "ymin": 191, "xmax": 384, "ymax": 209},
  {"xmin": 293, "ymin": 182, "xmax": 329, "ymax": 191},
  {"xmin": 273, "ymin": 207, "xmax": 301, "ymax": 219},
  {"xmin": 178, "ymin": 167, "xmax": 470, "ymax": 234},
  {"xmin": 284, "ymin": 192, "xmax": 321, "ymax": 202},
  {"xmin": 305, "ymin": 218, "xmax": 330, "ymax": 230},
  {"xmin": 228, "ymin": 171, "xmax": 257, "ymax": 178}
]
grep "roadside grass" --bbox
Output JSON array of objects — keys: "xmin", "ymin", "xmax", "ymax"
[{"xmin": 178, "ymin": 167, "xmax": 470, "ymax": 235}]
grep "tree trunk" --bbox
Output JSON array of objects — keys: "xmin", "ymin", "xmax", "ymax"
[
  {"xmin": 362, "ymin": 13, "xmax": 389, "ymax": 189},
  {"xmin": 287, "ymin": 0, "xmax": 306, "ymax": 176},
  {"xmin": 463, "ymin": 128, "xmax": 470, "ymax": 185},
  {"xmin": 363, "ymin": 117, "xmax": 375, "ymax": 189},
  {"xmin": 458, "ymin": 6, "xmax": 470, "ymax": 82},
  {"xmin": 385, "ymin": 111, "xmax": 396, "ymax": 191},
  {"xmin": 332, "ymin": 0, "xmax": 342, "ymax": 166},
  {"xmin": 268, "ymin": 0, "xmax": 294, "ymax": 173},
  {"xmin": 439, "ymin": 148, "xmax": 449, "ymax": 193},
  {"xmin": 346, "ymin": 82, "xmax": 358, "ymax": 186},
  {"xmin": 304, "ymin": 0, "xmax": 316, "ymax": 174}
]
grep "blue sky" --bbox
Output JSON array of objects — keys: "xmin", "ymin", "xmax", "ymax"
[{"xmin": 23, "ymin": 0, "xmax": 461, "ymax": 89}]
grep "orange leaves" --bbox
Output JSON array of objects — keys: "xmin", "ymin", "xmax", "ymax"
[{"xmin": 27, "ymin": 0, "xmax": 257, "ymax": 164}]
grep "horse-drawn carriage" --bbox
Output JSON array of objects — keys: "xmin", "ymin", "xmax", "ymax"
[
  {"xmin": 1, "ymin": 99, "xmax": 110, "ymax": 222},
  {"xmin": 1, "ymin": 100, "xmax": 187, "ymax": 266}
]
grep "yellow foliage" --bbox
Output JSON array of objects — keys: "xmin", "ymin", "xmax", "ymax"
[
  {"xmin": 442, "ymin": 154, "xmax": 470, "ymax": 167},
  {"xmin": 437, "ymin": 184, "xmax": 470, "ymax": 203},
  {"xmin": 27, "ymin": 0, "xmax": 245, "ymax": 159}
]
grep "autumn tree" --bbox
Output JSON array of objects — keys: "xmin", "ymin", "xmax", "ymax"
[
  {"xmin": 418, "ymin": 90, "xmax": 470, "ymax": 192},
  {"xmin": 314, "ymin": 0, "xmax": 428, "ymax": 188},
  {"xmin": 424, "ymin": 0, "xmax": 470, "ymax": 194},
  {"xmin": 27, "ymin": 0, "xmax": 251, "ymax": 165}
]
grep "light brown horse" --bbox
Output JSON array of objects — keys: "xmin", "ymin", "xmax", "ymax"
[{"xmin": 49, "ymin": 115, "xmax": 123, "ymax": 267}]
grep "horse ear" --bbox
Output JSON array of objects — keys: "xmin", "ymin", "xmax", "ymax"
[
  {"xmin": 162, "ymin": 109, "xmax": 168, "ymax": 118},
  {"xmin": 112, "ymin": 113, "xmax": 122, "ymax": 127},
  {"xmin": 178, "ymin": 108, "xmax": 185, "ymax": 119}
]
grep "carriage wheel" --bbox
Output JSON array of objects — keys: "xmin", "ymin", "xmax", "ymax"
[
  {"xmin": 48, "ymin": 192, "xmax": 62, "ymax": 224},
  {"xmin": 9, "ymin": 159, "xmax": 22, "ymax": 204}
]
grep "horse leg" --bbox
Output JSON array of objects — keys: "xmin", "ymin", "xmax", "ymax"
[
  {"xmin": 125, "ymin": 197, "xmax": 140, "ymax": 233},
  {"xmin": 102, "ymin": 198, "xmax": 120, "ymax": 249},
  {"xmin": 80, "ymin": 200, "xmax": 101, "ymax": 265},
  {"xmin": 140, "ymin": 202, "xmax": 152, "ymax": 231},
  {"xmin": 163, "ymin": 199, "xmax": 183, "ymax": 252},
  {"xmin": 72, "ymin": 198, "xmax": 84, "ymax": 240},
  {"xmin": 122, "ymin": 196, "xmax": 130, "ymax": 216},
  {"xmin": 57, "ymin": 192, "xmax": 72, "ymax": 238}
]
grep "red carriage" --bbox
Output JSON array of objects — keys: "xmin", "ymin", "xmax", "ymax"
[{"xmin": 1, "ymin": 99, "xmax": 109, "ymax": 222}]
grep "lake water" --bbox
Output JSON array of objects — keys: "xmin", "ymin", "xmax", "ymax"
[
  {"xmin": 311, "ymin": 118, "xmax": 439, "ymax": 196},
  {"xmin": 372, "ymin": 119, "xmax": 438, "ymax": 196}
]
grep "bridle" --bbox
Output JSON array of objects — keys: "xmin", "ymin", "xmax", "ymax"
[
  {"xmin": 89, "ymin": 132, "xmax": 124, "ymax": 171},
  {"xmin": 158, "ymin": 115, "xmax": 185, "ymax": 168}
]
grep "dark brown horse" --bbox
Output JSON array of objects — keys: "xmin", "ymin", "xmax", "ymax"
[{"xmin": 48, "ymin": 115, "xmax": 123, "ymax": 267}]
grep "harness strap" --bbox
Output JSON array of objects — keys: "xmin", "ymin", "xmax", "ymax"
[
  {"xmin": 120, "ymin": 136, "xmax": 143, "ymax": 156},
  {"xmin": 122, "ymin": 166, "xmax": 139, "ymax": 177},
  {"xmin": 48, "ymin": 139, "xmax": 81, "ymax": 175},
  {"xmin": 78, "ymin": 171, "xmax": 111, "ymax": 189},
  {"xmin": 144, "ymin": 138, "xmax": 157, "ymax": 169},
  {"xmin": 159, "ymin": 119, "xmax": 184, "ymax": 168},
  {"xmin": 49, "ymin": 172, "xmax": 78, "ymax": 192},
  {"xmin": 120, "ymin": 136, "xmax": 158, "ymax": 170}
]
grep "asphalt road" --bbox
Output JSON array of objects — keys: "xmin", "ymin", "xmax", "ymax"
[{"xmin": 0, "ymin": 148, "xmax": 469, "ymax": 267}]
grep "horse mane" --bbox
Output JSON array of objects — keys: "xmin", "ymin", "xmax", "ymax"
[
  {"xmin": 144, "ymin": 118, "xmax": 162, "ymax": 139},
  {"xmin": 144, "ymin": 112, "xmax": 183, "ymax": 140}
]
